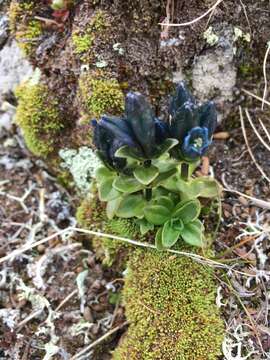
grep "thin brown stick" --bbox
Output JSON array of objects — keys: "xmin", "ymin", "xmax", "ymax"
[{"xmin": 70, "ymin": 321, "xmax": 129, "ymax": 360}]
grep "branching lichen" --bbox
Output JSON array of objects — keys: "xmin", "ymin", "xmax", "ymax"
[{"xmin": 59, "ymin": 147, "xmax": 101, "ymax": 193}]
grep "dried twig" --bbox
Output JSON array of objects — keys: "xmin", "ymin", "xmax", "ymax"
[
  {"xmin": 244, "ymin": 109, "xmax": 270, "ymax": 152},
  {"xmin": 70, "ymin": 321, "xmax": 129, "ymax": 360},
  {"xmin": 159, "ymin": 0, "xmax": 223, "ymax": 27},
  {"xmin": 239, "ymin": 106, "xmax": 270, "ymax": 183},
  {"xmin": 242, "ymin": 88, "xmax": 270, "ymax": 107},
  {"xmin": 262, "ymin": 42, "xmax": 270, "ymax": 110}
]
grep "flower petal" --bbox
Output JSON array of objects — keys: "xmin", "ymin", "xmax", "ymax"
[
  {"xmin": 99, "ymin": 115, "xmax": 136, "ymax": 148},
  {"xmin": 169, "ymin": 82, "xmax": 195, "ymax": 116},
  {"xmin": 125, "ymin": 92, "xmax": 156, "ymax": 157},
  {"xmin": 169, "ymin": 101, "xmax": 199, "ymax": 142},
  {"xmin": 198, "ymin": 101, "xmax": 217, "ymax": 138}
]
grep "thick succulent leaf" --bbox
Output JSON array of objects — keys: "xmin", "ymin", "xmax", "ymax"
[
  {"xmin": 169, "ymin": 82, "xmax": 195, "ymax": 116},
  {"xmin": 162, "ymin": 219, "xmax": 183, "ymax": 248},
  {"xmin": 198, "ymin": 101, "xmax": 217, "ymax": 138},
  {"xmin": 133, "ymin": 165, "xmax": 159, "ymax": 185},
  {"xmin": 125, "ymin": 92, "xmax": 156, "ymax": 157},
  {"xmin": 98, "ymin": 178, "xmax": 121, "ymax": 201},
  {"xmin": 188, "ymin": 177, "xmax": 221, "ymax": 198},
  {"xmin": 154, "ymin": 138, "xmax": 179, "ymax": 158},
  {"xmin": 136, "ymin": 218, "xmax": 154, "ymax": 235},
  {"xmin": 169, "ymin": 102, "xmax": 199, "ymax": 142},
  {"xmin": 152, "ymin": 156, "xmax": 178, "ymax": 173},
  {"xmin": 155, "ymin": 227, "xmax": 164, "ymax": 250},
  {"xmin": 113, "ymin": 175, "xmax": 144, "ymax": 193},
  {"xmin": 116, "ymin": 194, "xmax": 146, "ymax": 218},
  {"xmin": 144, "ymin": 205, "xmax": 171, "ymax": 225},
  {"xmin": 106, "ymin": 197, "xmax": 122, "ymax": 219},
  {"xmin": 115, "ymin": 145, "xmax": 144, "ymax": 161},
  {"xmin": 180, "ymin": 219, "xmax": 204, "ymax": 247},
  {"xmin": 173, "ymin": 199, "xmax": 201, "ymax": 223},
  {"xmin": 152, "ymin": 168, "xmax": 178, "ymax": 187},
  {"xmin": 95, "ymin": 166, "xmax": 115, "ymax": 183},
  {"xmin": 160, "ymin": 173, "xmax": 189, "ymax": 193},
  {"xmin": 151, "ymin": 196, "xmax": 175, "ymax": 211}
]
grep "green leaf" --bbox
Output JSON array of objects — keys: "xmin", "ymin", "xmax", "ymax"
[
  {"xmin": 155, "ymin": 227, "xmax": 164, "ymax": 250},
  {"xmin": 116, "ymin": 195, "xmax": 146, "ymax": 218},
  {"xmin": 159, "ymin": 173, "xmax": 187, "ymax": 193},
  {"xmin": 189, "ymin": 177, "xmax": 221, "ymax": 198},
  {"xmin": 154, "ymin": 138, "xmax": 179, "ymax": 158},
  {"xmin": 95, "ymin": 166, "xmax": 115, "ymax": 183},
  {"xmin": 162, "ymin": 219, "xmax": 183, "ymax": 248},
  {"xmin": 152, "ymin": 196, "xmax": 175, "ymax": 211},
  {"xmin": 98, "ymin": 178, "xmax": 121, "ymax": 201},
  {"xmin": 106, "ymin": 197, "xmax": 122, "ymax": 219},
  {"xmin": 173, "ymin": 199, "xmax": 201, "ymax": 223},
  {"xmin": 180, "ymin": 219, "xmax": 204, "ymax": 247},
  {"xmin": 133, "ymin": 165, "xmax": 159, "ymax": 185},
  {"xmin": 136, "ymin": 219, "xmax": 154, "ymax": 235},
  {"xmin": 113, "ymin": 175, "xmax": 143, "ymax": 193},
  {"xmin": 152, "ymin": 168, "xmax": 178, "ymax": 187},
  {"xmin": 115, "ymin": 146, "xmax": 143, "ymax": 161},
  {"xmin": 144, "ymin": 205, "xmax": 171, "ymax": 225},
  {"xmin": 152, "ymin": 157, "xmax": 178, "ymax": 173}
]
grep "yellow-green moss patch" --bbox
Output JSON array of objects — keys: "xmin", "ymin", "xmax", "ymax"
[
  {"xmin": 15, "ymin": 82, "xmax": 63, "ymax": 157},
  {"xmin": 72, "ymin": 10, "xmax": 108, "ymax": 56},
  {"xmin": 9, "ymin": 1, "xmax": 42, "ymax": 56},
  {"xmin": 79, "ymin": 74, "xmax": 124, "ymax": 118},
  {"xmin": 113, "ymin": 250, "xmax": 224, "ymax": 360}
]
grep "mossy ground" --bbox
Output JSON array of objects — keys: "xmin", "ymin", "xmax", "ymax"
[
  {"xmin": 15, "ymin": 82, "xmax": 63, "ymax": 157},
  {"xmin": 78, "ymin": 72, "xmax": 124, "ymax": 118},
  {"xmin": 76, "ymin": 196, "xmax": 137, "ymax": 267},
  {"xmin": 113, "ymin": 249, "xmax": 224, "ymax": 360}
]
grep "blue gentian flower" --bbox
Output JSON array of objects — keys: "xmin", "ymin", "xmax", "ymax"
[
  {"xmin": 92, "ymin": 92, "xmax": 168, "ymax": 170},
  {"xmin": 168, "ymin": 82, "xmax": 217, "ymax": 160}
]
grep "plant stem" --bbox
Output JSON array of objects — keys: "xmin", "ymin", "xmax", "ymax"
[
  {"xmin": 181, "ymin": 162, "xmax": 189, "ymax": 181},
  {"xmin": 145, "ymin": 188, "xmax": 152, "ymax": 201}
]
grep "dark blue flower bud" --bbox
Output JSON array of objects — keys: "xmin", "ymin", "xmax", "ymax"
[
  {"xmin": 125, "ymin": 92, "xmax": 156, "ymax": 157},
  {"xmin": 169, "ymin": 81, "xmax": 195, "ymax": 117}
]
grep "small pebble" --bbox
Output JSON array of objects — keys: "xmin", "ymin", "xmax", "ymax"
[
  {"xmin": 239, "ymin": 196, "xmax": 249, "ymax": 207},
  {"xmin": 37, "ymin": 244, "xmax": 46, "ymax": 253},
  {"xmin": 83, "ymin": 306, "xmax": 94, "ymax": 322},
  {"xmin": 213, "ymin": 131, "xmax": 230, "ymax": 140}
]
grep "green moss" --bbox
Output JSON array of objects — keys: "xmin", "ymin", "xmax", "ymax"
[
  {"xmin": 79, "ymin": 75, "xmax": 124, "ymax": 118},
  {"xmin": 113, "ymin": 250, "xmax": 224, "ymax": 360},
  {"xmin": 15, "ymin": 83, "xmax": 63, "ymax": 157},
  {"xmin": 9, "ymin": 1, "xmax": 42, "ymax": 56},
  {"xmin": 72, "ymin": 33, "xmax": 93, "ymax": 55},
  {"xmin": 76, "ymin": 197, "xmax": 137, "ymax": 266},
  {"xmin": 72, "ymin": 10, "xmax": 108, "ymax": 56}
]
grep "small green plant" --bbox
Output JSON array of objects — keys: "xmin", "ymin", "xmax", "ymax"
[{"xmin": 92, "ymin": 83, "xmax": 220, "ymax": 249}]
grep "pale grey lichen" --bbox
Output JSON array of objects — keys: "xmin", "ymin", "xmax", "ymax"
[{"xmin": 59, "ymin": 147, "xmax": 101, "ymax": 193}]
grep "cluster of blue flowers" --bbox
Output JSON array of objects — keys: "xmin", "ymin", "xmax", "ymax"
[{"xmin": 92, "ymin": 82, "xmax": 217, "ymax": 169}]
